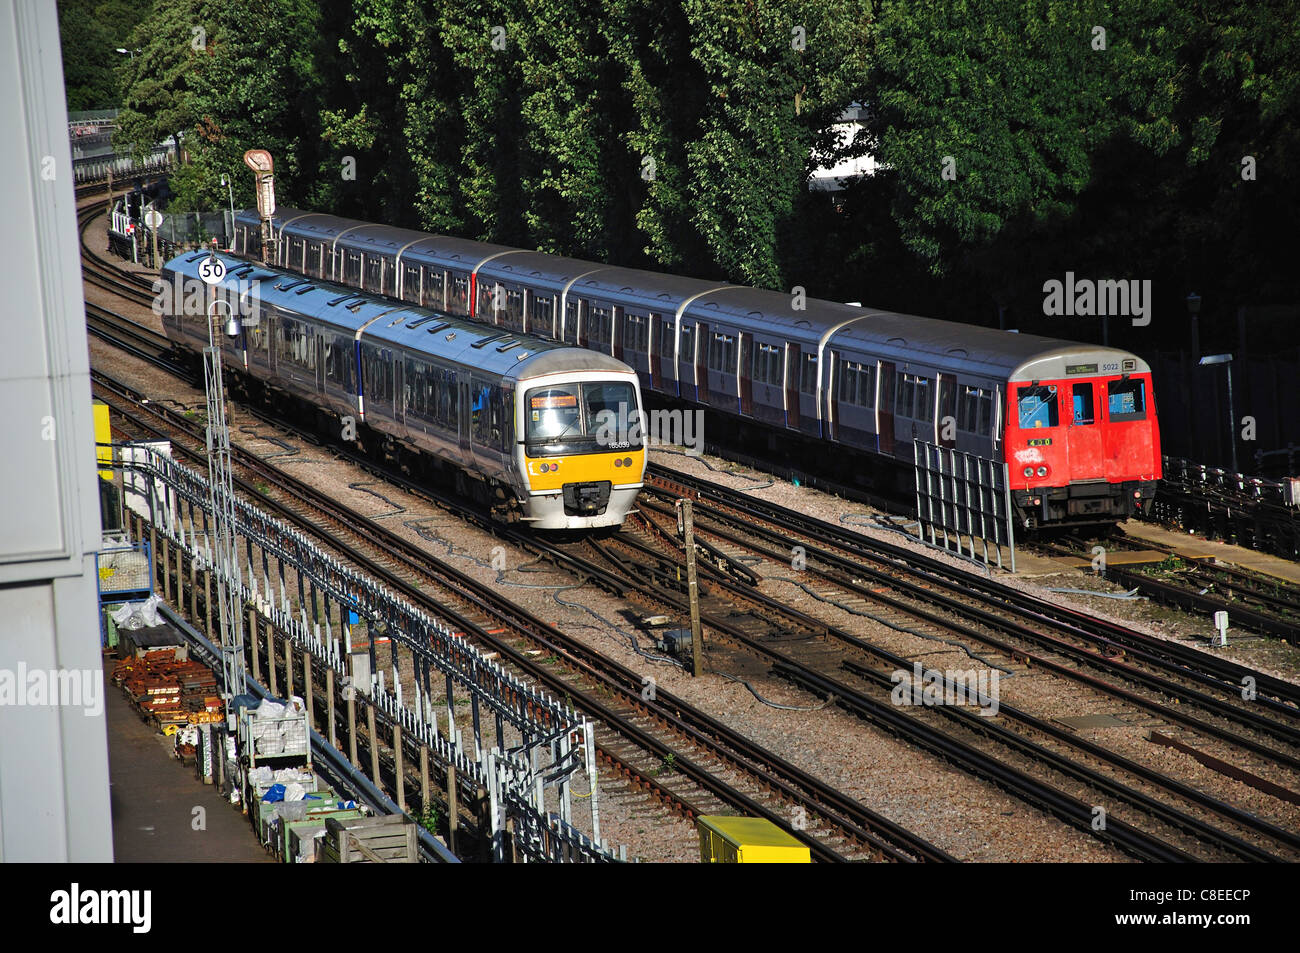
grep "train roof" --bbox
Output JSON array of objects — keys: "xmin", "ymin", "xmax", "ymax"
[
  {"xmin": 164, "ymin": 251, "xmax": 632, "ymax": 382},
  {"xmin": 240, "ymin": 209, "xmax": 1152, "ymax": 383},
  {"xmin": 263, "ymin": 208, "xmax": 522, "ymax": 269}
]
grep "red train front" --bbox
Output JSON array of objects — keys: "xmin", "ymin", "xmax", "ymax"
[{"xmin": 1004, "ymin": 354, "xmax": 1162, "ymax": 528}]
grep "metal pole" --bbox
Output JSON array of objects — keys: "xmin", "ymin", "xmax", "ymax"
[
  {"xmin": 679, "ymin": 499, "xmax": 704, "ymax": 677},
  {"xmin": 1225, "ymin": 361, "xmax": 1237, "ymax": 474},
  {"xmin": 204, "ymin": 283, "xmax": 248, "ymax": 702}
]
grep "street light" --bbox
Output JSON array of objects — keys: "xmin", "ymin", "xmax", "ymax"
[
  {"xmin": 114, "ymin": 47, "xmax": 140, "ymax": 60},
  {"xmin": 1186, "ymin": 292, "xmax": 1202, "ymax": 361},
  {"xmin": 1199, "ymin": 353, "xmax": 1236, "ymax": 474}
]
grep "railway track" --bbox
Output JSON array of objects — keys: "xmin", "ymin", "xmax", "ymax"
[{"xmin": 516, "ymin": 512, "xmax": 1299, "ymax": 862}]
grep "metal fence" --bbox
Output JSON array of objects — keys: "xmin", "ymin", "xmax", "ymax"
[
  {"xmin": 112, "ymin": 442, "xmax": 620, "ymax": 862},
  {"xmin": 913, "ymin": 441, "xmax": 1017, "ymax": 571}
]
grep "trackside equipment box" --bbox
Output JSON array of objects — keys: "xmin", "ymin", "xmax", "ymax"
[{"xmin": 697, "ymin": 816, "xmax": 811, "ymax": 863}]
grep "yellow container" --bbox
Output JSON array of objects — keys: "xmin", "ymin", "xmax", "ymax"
[
  {"xmin": 93, "ymin": 400, "xmax": 113, "ymax": 480},
  {"xmin": 697, "ymin": 816, "xmax": 811, "ymax": 863}
]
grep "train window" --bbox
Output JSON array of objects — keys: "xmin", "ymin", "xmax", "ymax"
[
  {"xmin": 344, "ymin": 251, "xmax": 362, "ymax": 286},
  {"xmin": 1106, "ymin": 379, "xmax": 1146, "ymax": 421},
  {"xmin": 471, "ymin": 380, "xmax": 503, "ymax": 448},
  {"xmin": 680, "ymin": 325, "xmax": 694, "ymax": 362},
  {"xmin": 503, "ymin": 288, "xmax": 525, "ymax": 330},
  {"xmin": 959, "ymin": 386, "xmax": 993, "ymax": 435},
  {"xmin": 531, "ymin": 294, "xmax": 555, "ymax": 337},
  {"xmin": 709, "ymin": 333, "xmax": 736, "ymax": 373},
  {"xmin": 449, "ymin": 274, "xmax": 470, "ymax": 314},
  {"xmin": 589, "ymin": 305, "xmax": 613, "ymax": 348},
  {"xmin": 403, "ymin": 264, "xmax": 421, "ymax": 303},
  {"xmin": 755, "ymin": 343, "xmax": 784, "ymax": 386},
  {"xmin": 361, "ymin": 345, "xmax": 394, "ymax": 404},
  {"xmin": 364, "ymin": 256, "xmax": 383, "ymax": 294},
  {"xmin": 913, "ymin": 376, "xmax": 933, "ymax": 422},
  {"xmin": 626, "ymin": 313, "xmax": 649, "ymax": 352},
  {"xmin": 422, "ymin": 267, "xmax": 444, "ymax": 308},
  {"xmin": 658, "ymin": 320, "xmax": 675, "ymax": 358},
  {"xmin": 323, "ymin": 336, "xmax": 354, "ymax": 391},
  {"xmin": 800, "ymin": 354, "xmax": 818, "ymax": 394},
  {"xmin": 838, "ymin": 360, "xmax": 875, "ymax": 407},
  {"xmin": 896, "ymin": 374, "xmax": 916, "ymax": 418},
  {"xmin": 1017, "ymin": 385, "xmax": 1059, "ymax": 428},
  {"xmin": 1072, "ymin": 382, "xmax": 1096, "ymax": 424}
]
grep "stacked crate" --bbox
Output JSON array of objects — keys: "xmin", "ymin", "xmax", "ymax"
[{"xmin": 111, "ymin": 650, "xmax": 223, "ymax": 730}]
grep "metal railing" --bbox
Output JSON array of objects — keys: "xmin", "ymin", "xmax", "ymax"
[
  {"xmin": 913, "ymin": 441, "xmax": 1017, "ymax": 572},
  {"xmin": 111, "ymin": 442, "xmax": 619, "ymax": 862}
]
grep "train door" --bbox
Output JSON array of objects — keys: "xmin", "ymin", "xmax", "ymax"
[
  {"xmin": 696, "ymin": 321, "xmax": 709, "ymax": 403},
  {"xmin": 785, "ymin": 344, "xmax": 800, "ymax": 429},
  {"xmin": 612, "ymin": 305, "xmax": 624, "ymax": 361},
  {"xmin": 457, "ymin": 379, "xmax": 472, "ymax": 464},
  {"xmin": 739, "ymin": 333, "xmax": 753, "ymax": 416},
  {"xmin": 393, "ymin": 358, "xmax": 405, "ymax": 425},
  {"xmin": 1067, "ymin": 380, "xmax": 1104, "ymax": 480},
  {"xmin": 649, "ymin": 314, "xmax": 662, "ymax": 389},
  {"xmin": 937, "ymin": 373, "xmax": 957, "ymax": 448},
  {"xmin": 877, "ymin": 360, "xmax": 896, "ymax": 453},
  {"xmin": 827, "ymin": 350, "xmax": 840, "ymax": 439}
]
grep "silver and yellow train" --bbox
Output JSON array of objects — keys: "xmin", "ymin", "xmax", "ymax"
[{"xmin": 160, "ymin": 251, "xmax": 646, "ymax": 529}]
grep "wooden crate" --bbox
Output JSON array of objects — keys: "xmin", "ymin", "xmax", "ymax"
[{"xmin": 319, "ymin": 814, "xmax": 418, "ymax": 863}]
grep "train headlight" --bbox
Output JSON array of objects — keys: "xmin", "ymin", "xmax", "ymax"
[
  {"xmin": 1022, "ymin": 466, "xmax": 1034, "ymax": 478},
  {"xmin": 623, "ymin": 457, "xmax": 633, "ymax": 468},
  {"xmin": 1036, "ymin": 466, "xmax": 1048, "ymax": 477},
  {"xmin": 540, "ymin": 463, "xmax": 550, "ymax": 473},
  {"xmin": 614, "ymin": 458, "xmax": 623, "ymax": 467}
]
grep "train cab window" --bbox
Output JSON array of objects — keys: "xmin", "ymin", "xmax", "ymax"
[
  {"xmin": 584, "ymin": 381, "xmax": 641, "ymax": 447},
  {"xmin": 527, "ymin": 387, "xmax": 582, "ymax": 442},
  {"xmin": 1107, "ymin": 378, "xmax": 1146, "ymax": 421},
  {"xmin": 1017, "ymin": 384, "xmax": 1059, "ymax": 428},
  {"xmin": 1071, "ymin": 382, "xmax": 1096, "ymax": 424}
]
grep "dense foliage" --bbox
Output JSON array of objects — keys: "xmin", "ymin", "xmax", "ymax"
[{"xmin": 65, "ymin": 0, "xmax": 1299, "ymax": 351}]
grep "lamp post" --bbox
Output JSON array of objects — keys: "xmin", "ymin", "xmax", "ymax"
[
  {"xmin": 1199, "ymin": 353, "xmax": 1236, "ymax": 474},
  {"xmin": 202, "ymin": 254, "xmax": 248, "ymax": 703},
  {"xmin": 114, "ymin": 47, "xmax": 140, "ymax": 60},
  {"xmin": 1186, "ymin": 292, "xmax": 1202, "ymax": 361}
]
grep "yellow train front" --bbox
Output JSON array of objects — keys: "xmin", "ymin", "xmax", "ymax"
[{"xmin": 512, "ymin": 363, "xmax": 647, "ymax": 530}]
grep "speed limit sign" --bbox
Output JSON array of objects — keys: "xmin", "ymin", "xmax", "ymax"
[{"xmin": 198, "ymin": 255, "xmax": 226, "ymax": 286}]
